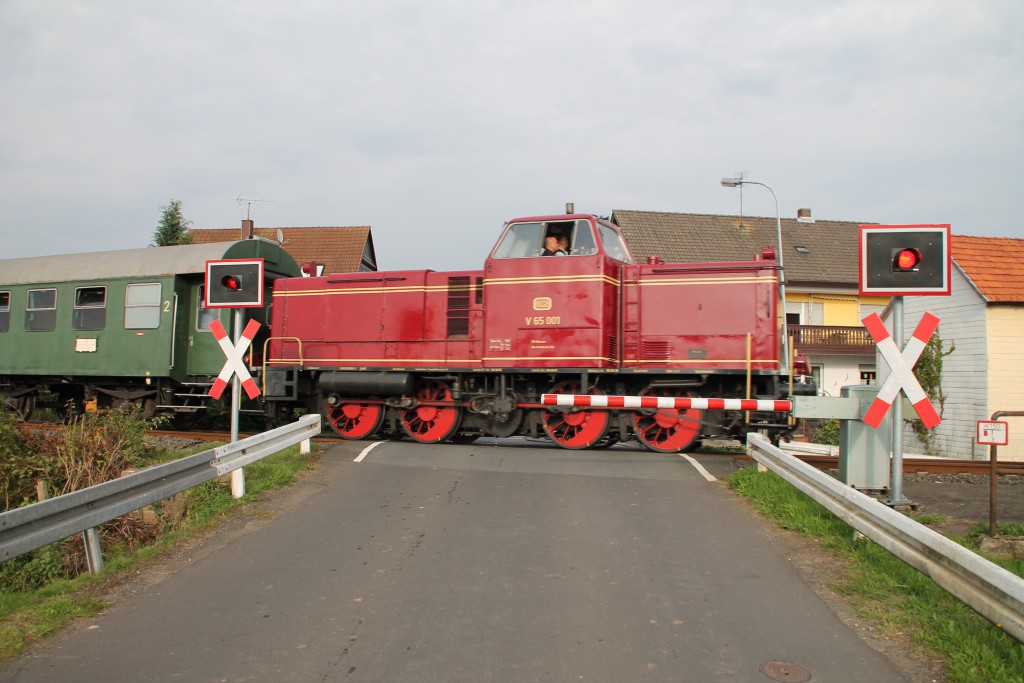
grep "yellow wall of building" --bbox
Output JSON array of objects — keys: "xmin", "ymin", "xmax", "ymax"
[{"xmin": 987, "ymin": 306, "xmax": 1024, "ymax": 412}]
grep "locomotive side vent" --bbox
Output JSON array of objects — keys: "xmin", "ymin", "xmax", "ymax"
[
  {"xmin": 641, "ymin": 340, "xmax": 671, "ymax": 361},
  {"xmin": 606, "ymin": 336, "xmax": 618, "ymax": 363},
  {"xmin": 447, "ymin": 276, "xmax": 471, "ymax": 338}
]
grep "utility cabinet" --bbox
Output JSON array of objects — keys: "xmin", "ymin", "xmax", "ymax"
[{"xmin": 839, "ymin": 385, "xmax": 891, "ymax": 490}]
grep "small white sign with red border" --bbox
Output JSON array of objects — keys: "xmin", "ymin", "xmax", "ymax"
[{"xmin": 976, "ymin": 420, "xmax": 1008, "ymax": 446}]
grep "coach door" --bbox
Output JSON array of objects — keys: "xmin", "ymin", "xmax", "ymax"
[{"xmin": 185, "ymin": 282, "xmax": 233, "ymax": 376}]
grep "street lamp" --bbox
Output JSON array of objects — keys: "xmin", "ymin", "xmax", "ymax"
[{"xmin": 720, "ymin": 177, "xmax": 790, "ymax": 371}]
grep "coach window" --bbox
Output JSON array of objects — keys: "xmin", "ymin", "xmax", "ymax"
[
  {"xmin": 0, "ymin": 291, "xmax": 9, "ymax": 333},
  {"xmin": 196, "ymin": 285, "xmax": 218, "ymax": 331},
  {"xmin": 73, "ymin": 286, "xmax": 107, "ymax": 330},
  {"xmin": 124, "ymin": 283, "xmax": 161, "ymax": 329},
  {"xmin": 25, "ymin": 289, "xmax": 57, "ymax": 332}
]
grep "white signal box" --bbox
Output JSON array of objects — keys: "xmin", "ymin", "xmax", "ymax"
[{"xmin": 976, "ymin": 420, "xmax": 1008, "ymax": 446}]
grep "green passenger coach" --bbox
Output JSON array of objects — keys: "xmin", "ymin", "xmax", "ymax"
[{"xmin": 0, "ymin": 238, "xmax": 300, "ymax": 419}]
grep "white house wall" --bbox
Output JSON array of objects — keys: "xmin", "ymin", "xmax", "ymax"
[{"xmin": 900, "ymin": 268, "xmax": 988, "ymax": 458}]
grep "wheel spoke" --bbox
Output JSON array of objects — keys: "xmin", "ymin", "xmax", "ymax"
[
  {"xmin": 400, "ymin": 380, "xmax": 461, "ymax": 443},
  {"xmin": 542, "ymin": 381, "xmax": 609, "ymax": 449},
  {"xmin": 632, "ymin": 388, "xmax": 701, "ymax": 453}
]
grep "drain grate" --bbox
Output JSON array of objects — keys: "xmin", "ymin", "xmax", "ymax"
[{"xmin": 759, "ymin": 660, "xmax": 811, "ymax": 682}]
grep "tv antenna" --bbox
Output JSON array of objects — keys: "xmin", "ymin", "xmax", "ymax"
[
  {"xmin": 733, "ymin": 171, "xmax": 747, "ymax": 217},
  {"xmin": 236, "ymin": 196, "xmax": 275, "ymax": 221}
]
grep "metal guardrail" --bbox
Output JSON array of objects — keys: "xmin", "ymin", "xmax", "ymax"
[
  {"xmin": 0, "ymin": 414, "xmax": 322, "ymax": 564},
  {"xmin": 747, "ymin": 432, "xmax": 1024, "ymax": 643}
]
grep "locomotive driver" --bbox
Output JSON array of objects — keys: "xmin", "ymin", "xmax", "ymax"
[{"xmin": 542, "ymin": 236, "xmax": 567, "ymax": 256}]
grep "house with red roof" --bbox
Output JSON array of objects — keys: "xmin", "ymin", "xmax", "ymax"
[
  {"xmin": 189, "ymin": 222, "xmax": 377, "ymax": 275},
  {"xmin": 613, "ymin": 210, "xmax": 888, "ymax": 400},
  {"xmin": 902, "ymin": 235, "xmax": 1024, "ymax": 459}
]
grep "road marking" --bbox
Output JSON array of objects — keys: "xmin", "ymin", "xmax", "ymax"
[
  {"xmin": 354, "ymin": 441, "xmax": 384, "ymax": 463},
  {"xmin": 680, "ymin": 454, "xmax": 717, "ymax": 481}
]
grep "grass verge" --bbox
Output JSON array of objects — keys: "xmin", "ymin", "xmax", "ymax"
[
  {"xmin": 0, "ymin": 442, "xmax": 319, "ymax": 662},
  {"xmin": 729, "ymin": 466, "xmax": 1024, "ymax": 683}
]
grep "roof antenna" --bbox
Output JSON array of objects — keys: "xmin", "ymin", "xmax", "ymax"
[
  {"xmin": 236, "ymin": 195, "xmax": 275, "ymax": 221},
  {"xmin": 734, "ymin": 171, "xmax": 747, "ymax": 217}
]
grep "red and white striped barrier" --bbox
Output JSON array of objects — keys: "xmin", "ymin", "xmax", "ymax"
[
  {"xmin": 861, "ymin": 312, "xmax": 941, "ymax": 429},
  {"xmin": 209, "ymin": 319, "xmax": 262, "ymax": 401},
  {"xmin": 540, "ymin": 394, "xmax": 792, "ymax": 412}
]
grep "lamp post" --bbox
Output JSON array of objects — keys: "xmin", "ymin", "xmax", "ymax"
[{"xmin": 720, "ymin": 177, "xmax": 790, "ymax": 370}]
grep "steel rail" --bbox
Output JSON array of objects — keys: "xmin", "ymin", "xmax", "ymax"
[
  {"xmin": 747, "ymin": 432, "xmax": 1024, "ymax": 643},
  {"xmin": 0, "ymin": 414, "xmax": 321, "ymax": 564}
]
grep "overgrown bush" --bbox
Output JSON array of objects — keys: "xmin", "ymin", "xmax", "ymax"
[
  {"xmin": 812, "ymin": 418, "xmax": 840, "ymax": 445},
  {"xmin": 2, "ymin": 408, "xmax": 166, "ymax": 581}
]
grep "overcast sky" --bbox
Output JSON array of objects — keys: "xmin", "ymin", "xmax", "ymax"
[{"xmin": 1, "ymin": 0, "xmax": 1020, "ymax": 271}]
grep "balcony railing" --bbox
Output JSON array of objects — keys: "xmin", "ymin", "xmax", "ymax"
[{"xmin": 790, "ymin": 325, "xmax": 874, "ymax": 356}]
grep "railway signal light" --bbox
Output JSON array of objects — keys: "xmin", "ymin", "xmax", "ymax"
[
  {"xmin": 859, "ymin": 225, "xmax": 951, "ymax": 296},
  {"xmin": 892, "ymin": 247, "xmax": 921, "ymax": 272},
  {"xmin": 205, "ymin": 259, "xmax": 265, "ymax": 308}
]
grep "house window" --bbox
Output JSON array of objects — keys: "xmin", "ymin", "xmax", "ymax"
[
  {"xmin": 811, "ymin": 364, "xmax": 824, "ymax": 395},
  {"xmin": 73, "ymin": 286, "xmax": 107, "ymax": 330},
  {"xmin": 25, "ymin": 288, "xmax": 57, "ymax": 332},
  {"xmin": 124, "ymin": 283, "xmax": 161, "ymax": 329},
  {"xmin": 0, "ymin": 291, "xmax": 9, "ymax": 333},
  {"xmin": 859, "ymin": 366, "xmax": 877, "ymax": 385}
]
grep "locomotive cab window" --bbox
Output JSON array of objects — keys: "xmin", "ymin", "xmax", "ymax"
[
  {"xmin": 491, "ymin": 222, "xmax": 545, "ymax": 259},
  {"xmin": 73, "ymin": 286, "xmax": 107, "ymax": 331},
  {"xmin": 491, "ymin": 219, "xmax": 599, "ymax": 259},
  {"xmin": 25, "ymin": 288, "xmax": 57, "ymax": 332},
  {"xmin": 124, "ymin": 283, "xmax": 161, "ymax": 329},
  {"xmin": 0, "ymin": 291, "xmax": 9, "ymax": 333},
  {"xmin": 597, "ymin": 223, "xmax": 633, "ymax": 263}
]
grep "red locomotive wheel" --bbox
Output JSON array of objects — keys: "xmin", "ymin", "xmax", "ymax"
[
  {"xmin": 632, "ymin": 387, "xmax": 702, "ymax": 453},
  {"xmin": 326, "ymin": 401, "xmax": 384, "ymax": 440},
  {"xmin": 542, "ymin": 382, "xmax": 610, "ymax": 450},
  {"xmin": 400, "ymin": 380, "xmax": 462, "ymax": 443}
]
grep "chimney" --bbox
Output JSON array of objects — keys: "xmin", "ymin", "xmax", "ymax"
[
  {"xmin": 796, "ymin": 208, "xmax": 814, "ymax": 223},
  {"xmin": 241, "ymin": 219, "xmax": 254, "ymax": 239}
]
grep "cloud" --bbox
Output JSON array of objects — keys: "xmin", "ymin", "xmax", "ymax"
[{"xmin": 0, "ymin": 0, "xmax": 1021, "ymax": 271}]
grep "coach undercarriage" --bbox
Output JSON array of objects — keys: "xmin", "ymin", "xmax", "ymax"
[{"xmin": 310, "ymin": 370, "xmax": 793, "ymax": 453}]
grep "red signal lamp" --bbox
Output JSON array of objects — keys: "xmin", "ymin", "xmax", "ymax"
[
  {"xmin": 221, "ymin": 275, "xmax": 242, "ymax": 291},
  {"xmin": 892, "ymin": 248, "xmax": 921, "ymax": 272}
]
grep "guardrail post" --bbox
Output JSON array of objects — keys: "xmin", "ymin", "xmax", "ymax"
[{"xmin": 82, "ymin": 528, "xmax": 103, "ymax": 574}]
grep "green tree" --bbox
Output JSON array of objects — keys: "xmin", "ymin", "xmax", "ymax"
[{"xmin": 152, "ymin": 200, "xmax": 193, "ymax": 246}]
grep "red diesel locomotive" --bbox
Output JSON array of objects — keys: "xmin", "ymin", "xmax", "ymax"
[{"xmin": 261, "ymin": 213, "xmax": 812, "ymax": 452}]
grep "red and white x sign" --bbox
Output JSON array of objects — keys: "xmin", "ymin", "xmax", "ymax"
[
  {"xmin": 208, "ymin": 319, "xmax": 261, "ymax": 400},
  {"xmin": 862, "ymin": 312, "xmax": 941, "ymax": 429}
]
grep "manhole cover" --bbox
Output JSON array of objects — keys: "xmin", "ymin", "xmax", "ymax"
[{"xmin": 759, "ymin": 660, "xmax": 811, "ymax": 682}]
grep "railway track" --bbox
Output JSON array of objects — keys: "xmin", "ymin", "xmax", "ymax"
[{"xmin": 17, "ymin": 423, "xmax": 1023, "ymax": 476}]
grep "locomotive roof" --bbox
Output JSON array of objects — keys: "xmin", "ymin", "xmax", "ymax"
[{"xmin": 0, "ymin": 239, "xmax": 299, "ymax": 286}]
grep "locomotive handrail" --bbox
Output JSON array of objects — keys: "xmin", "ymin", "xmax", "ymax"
[
  {"xmin": 261, "ymin": 336, "xmax": 306, "ymax": 394},
  {"xmin": 746, "ymin": 432, "xmax": 1024, "ymax": 643},
  {"xmin": 648, "ymin": 263, "xmax": 781, "ymax": 274},
  {"xmin": 0, "ymin": 414, "xmax": 322, "ymax": 564}
]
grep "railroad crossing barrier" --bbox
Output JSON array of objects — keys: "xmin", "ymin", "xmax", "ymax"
[
  {"xmin": 747, "ymin": 432, "xmax": 1024, "ymax": 643},
  {"xmin": 0, "ymin": 414, "xmax": 321, "ymax": 572}
]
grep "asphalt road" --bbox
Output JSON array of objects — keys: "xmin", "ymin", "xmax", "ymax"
[{"xmin": 0, "ymin": 439, "xmax": 909, "ymax": 682}]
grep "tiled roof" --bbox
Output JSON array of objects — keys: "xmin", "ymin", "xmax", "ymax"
[
  {"xmin": 952, "ymin": 234, "xmax": 1024, "ymax": 303},
  {"xmin": 189, "ymin": 226, "xmax": 375, "ymax": 273},
  {"xmin": 611, "ymin": 210, "xmax": 868, "ymax": 287}
]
